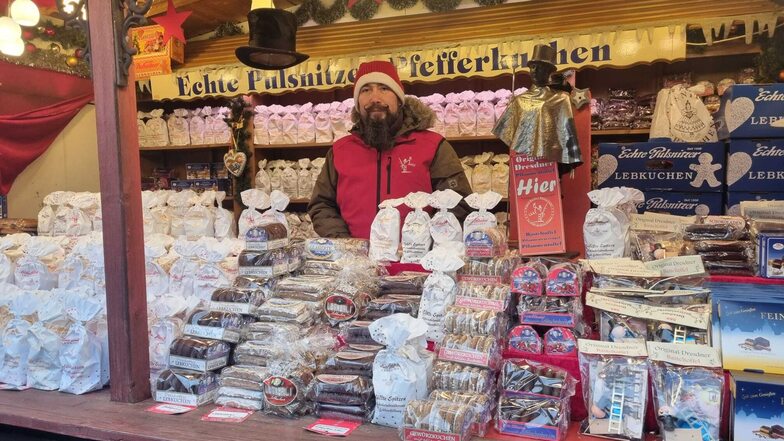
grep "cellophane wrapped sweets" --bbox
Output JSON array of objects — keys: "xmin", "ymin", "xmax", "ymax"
[
  {"xmin": 647, "ymin": 342, "xmax": 724, "ymax": 441},
  {"xmin": 578, "ymin": 339, "xmax": 648, "ymax": 441}
]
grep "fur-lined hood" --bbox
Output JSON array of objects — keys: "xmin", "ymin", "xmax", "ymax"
[{"xmin": 350, "ymin": 96, "xmax": 436, "ymax": 137}]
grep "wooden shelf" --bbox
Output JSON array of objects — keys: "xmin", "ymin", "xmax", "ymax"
[
  {"xmin": 140, "ymin": 143, "xmax": 231, "ymax": 151},
  {"xmin": 255, "ymin": 131, "xmax": 650, "ymax": 150},
  {"xmin": 591, "ymin": 128, "xmax": 650, "ymax": 136},
  {"xmin": 289, "ymin": 198, "xmax": 310, "ymax": 204}
]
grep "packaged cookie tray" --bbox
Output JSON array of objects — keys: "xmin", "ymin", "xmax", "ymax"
[
  {"xmin": 219, "ymin": 366, "xmax": 270, "ymax": 392},
  {"xmin": 361, "ymin": 296, "xmax": 420, "ymax": 320},
  {"xmin": 232, "ymin": 275, "xmax": 278, "ymax": 294},
  {"xmin": 154, "ymin": 369, "xmax": 219, "ymax": 407},
  {"xmin": 262, "ymin": 367, "xmax": 314, "ymax": 419},
  {"xmin": 184, "ymin": 309, "xmax": 250, "ymax": 343},
  {"xmin": 432, "ymin": 361, "xmax": 496, "ymax": 394},
  {"xmin": 457, "ymin": 254, "xmax": 522, "ymax": 285},
  {"xmin": 443, "ymin": 306, "xmax": 507, "ymax": 338},
  {"xmin": 320, "ymin": 352, "xmax": 375, "ymax": 378},
  {"xmin": 465, "ymin": 227, "xmax": 508, "ymax": 259},
  {"xmin": 233, "ymin": 341, "xmax": 284, "ymax": 367},
  {"xmin": 168, "ymin": 336, "xmax": 231, "ymax": 372},
  {"xmin": 244, "ymin": 223, "xmax": 289, "ymax": 251},
  {"xmin": 402, "ymin": 399, "xmax": 476, "ymax": 441},
  {"xmin": 274, "ymin": 274, "xmax": 336, "ymax": 300},
  {"xmin": 255, "ymin": 298, "xmax": 319, "ymax": 326},
  {"xmin": 243, "ymin": 322, "xmax": 302, "ymax": 342},
  {"xmin": 238, "ymin": 249, "xmax": 290, "ymax": 278},
  {"xmin": 499, "ymin": 359, "xmax": 575, "ymax": 400},
  {"xmin": 495, "ymin": 395, "xmax": 569, "ymax": 440},
  {"xmin": 517, "ymin": 296, "xmax": 582, "ymax": 328},
  {"xmin": 314, "ymin": 401, "xmax": 375, "ymax": 422},
  {"xmin": 340, "ymin": 320, "xmax": 374, "ymax": 345},
  {"xmin": 454, "ymin": 282, "xmax": 512, "ymax": 313},
  {"xmin": 310, "ymin": 374, "xmax": 374, "ymax": 405},
  {"xmin": 378, "ymin": 272, "xmax": 429, "ymax": 295},
  {"xmin": 428, "ymin": 390, "xmax": 494, "ymax": 437},
  {"xmin": 210, "ymin": 287, "xmax": 268, "ymax": 315},
  {"xmin": 437, "ymin": 334, "xmax": 502, "ymax": 370},
  {"xmin": 303, "ymin": 238, "xmax": 369, "ymax": 261},
  {"xmin": 215, "ymin": 395, "xmax": 265, "ymax": 411}
]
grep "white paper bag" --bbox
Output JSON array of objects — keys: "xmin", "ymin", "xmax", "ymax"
[
  {"xmin": 428, "ymin": 189, "xmax": 463, "ymax": 245},
  {"xmin": 419, "ymin": 244, "xmax": 465, "ymax": 343},
  {"xmin": 369, "ymin": 198, "xmax": 404, "ymax": 263},
  {"xmin": 400, "ymin": 192, "xmax": 432, "ymax": 264},
  {"xmin": 168, "ymin": 109, "xmax": 191, "ymax": 146},
  {"xmin": 584, "ymin": 188, "xmax": 631, "ymax": 259},
  {"xmin": 184, "ymin": 190, "xmax": 216, "ymax": 239},
  {"xmin": 457, "ymin": 90, "xmax": 478, "ymax": 136},
  {"xmin": 253, "ymin": 105, "xmax": 270, "ymax": 145},
  {"xmin": 370, "ymin": 314, "xmax": 433, "ymax": 428},
  {"xmin": 463, "ymin": 191, "xmax": 502, "ymax": 239},
  {"xmin": 213, "ymin": 191, "xmax": 236, "ymax": 240},
  {"xmin": 59, "ymin": 295, "xmax": 103, "ymax": 395},
  {"xmin": 238, "ymin": 189, "xmax": 271, "ymax": 238},
  {"xmin": 443, "ymin": 93, "xmax": 461, "ymax": 137},
  {"xmin": 297, "ymin": 102, "xmax": 316, "ymax": 144},
  {"xmin": 280, "ymin": 105, "xmax": 299, "ymax": 145},
  {"xmin": 189, "ymin": 108, "xmax": 207, "ymax": 145},
  {"xmin": 491, "ymin": 154, "xmax": 510, "ymax": 197},
  {"xmin": 313, "ymin": 103, "xmax": 333, "ymax": 143},
  {"xmin": 0, "ymin": 295, "xmax": 39, "ymax": 387},
  {"xmin": 255, "ymin": 159, "xmax": 272, "ymax": 193},
  {"xmin": 471, "ymin": 152, "xmax": 494, "ymax": 194},
  {"xmin": 27, "ymin": 297, "xmax": 68, "ymax": 390},
  {"xmin": 297, "ymin": 158, "xmax": 313, "ymax": 200}
]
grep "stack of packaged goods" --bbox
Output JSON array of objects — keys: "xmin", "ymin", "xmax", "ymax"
[
  {"xmin": 495, "ymin": 359, "xmax": 576, "ymax": 440},
  {"xmin": 682, "ymin": 215, "xmax": 755, "ymax": 276},
  {"xmin": 742, "ymin": 201, "xmax": 784, "ymax": 279},
  {"xmin": 508, "ymin": 261, "xmax": 584, "ymax": 358},
  {"xmin": 720, "ymin": 84, "xmax": 784, "ymax": 213}
]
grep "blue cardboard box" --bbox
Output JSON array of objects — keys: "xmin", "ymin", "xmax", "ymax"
[
  {"xmin": 597, "ymin": 142, "xmax": 726, "ymax": 192},
  {"xmin": 727, "ymin": 139, "xmax": 784, "ymax": 192},
  {"xmin": 211, "ymin": 163, "xmax": 228, "ymax": 180},
  {"xmin": 170, "ymin": 180, "xmax": 193, "ymax": 191},
  {"xmin": 719, "ymin": 299, "xmax": 784, "ymax": 375},
  {"xmin": 726, "ymin": 192, "xmax": 784, "ymax": 215},
  {"xmin": 717, "ymin": 84, "xmax": 784, "ymax": 139},
  {"xmin": 185, "ymin": 163, "xmax": 211, "ymax": 180},
  {"xmin": 637, "ymin": 191, "xmax": 724, "ymax": 216},
  {"xmin": 730, "ymin": 372, "xmax": 784, "ymax": 441},
  {"xmin": 0, "ymin": 195, "xmax": 6, "ymax": 218},
  {"xmin": 759, "ymin": 234, "xmax": 784, "ymax": 279}
]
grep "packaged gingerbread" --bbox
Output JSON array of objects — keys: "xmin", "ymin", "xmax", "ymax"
[{"xmin": 402, "ymin": 399, "xmax": 476, "ymax": 441}]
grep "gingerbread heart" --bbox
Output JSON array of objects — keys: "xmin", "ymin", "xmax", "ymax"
[
  {"xmin": 727, "ymin": 151, "xmax": 752, "ymax": 186},
  {"xmin": 223, "ymin": 150, "xmax": 247, "ymax": 177},
  {"xmin": 725, "ymin": 97, "xmax": 754, "ymax": 133},
  {"xmin": 597, "ymin": 154, "xmax": 618, "ymax": 186}
]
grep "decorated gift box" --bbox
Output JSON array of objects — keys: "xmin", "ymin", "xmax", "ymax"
[
  {"xmin": 130, "ymin": 24, "xmax": 185, "ymax": 80},
  {"xmin": 730, "ymin": 371, "xmax": 784, "ymax": 441},
  {"xmin": 637, "ymin": 191, "xmax": 724, "ymax": 216},
  {"xmin": 717, "ymin": 84, "xmax": 784, "ymax": 140},
  {"xmin": 759, "ymin": 234, "xmax": 784, "ymax": 279},
  {"xmin": 727, "ymin": 139, "xmax": 784, "ymax": 192},
  {"xmin": 186, "ymin": 163, "xmax": 212, "ymax": 180},
  {"xmin": 719, "ymin": 299, "xmax": 784, "ymax": 375},
  {"xmin": 726, "ymin": 192, "xmax": 784, "ymax": 215},
  {"xmin": 597, "ymin": 141, "xmax": 726, "ymax": 192}
]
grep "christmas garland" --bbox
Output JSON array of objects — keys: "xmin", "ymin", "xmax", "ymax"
[
  {"xmin": 225, "ymin": 98, "xmax": 253, "ymax": 205},
  {"xmin": 474, "ymin": 0, "xmax": 507, "ymax": 6},
  {"xmin": 756, "ymin": 31, "xmax": 784, "ymax": 83},
  {"xmin": 348, "ymin": 0, "xmax": 380, "ymax": 21},
  {"xmin": 421, "ymin": 0, "xmax": 461, "ymax": 13},
  {"xmin": 213, "ymin": 22, "xmax": 244, "ymax": 39},
  {"xmin": 387, "ymin": 0, "xmax": 417, "ymax": 10},
  {"xmin": 0, "ymin": 20, "xmax": 90, "ymax": 77},
  {"xmin": 312, "ymin": 0, "xmax": 349, "ymax": 25},
  {"xmin": 294, "ymin": 2, "xmax": 313, "ymax": 26}
]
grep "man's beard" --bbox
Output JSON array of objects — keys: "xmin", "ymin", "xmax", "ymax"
[{"xmin": 358, "ymin": 105, "xmax": 403, "ymax": 151}]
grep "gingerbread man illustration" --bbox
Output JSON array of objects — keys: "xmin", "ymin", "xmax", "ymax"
[{"xmin": 689, "ymin": 153, "xmax": 722, "ymax": 188}]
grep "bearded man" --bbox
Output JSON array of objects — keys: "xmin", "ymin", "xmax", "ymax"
[{"xmin": 309, "ymin": 60, "xmax": 472, "ymax": 239}]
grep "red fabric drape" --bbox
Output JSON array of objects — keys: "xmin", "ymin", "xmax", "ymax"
[{"xmin": 0, "ymin": 93, "xmax": 92, "ymax": 194}]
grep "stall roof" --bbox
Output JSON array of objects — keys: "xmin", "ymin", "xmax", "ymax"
[{"xmin": 172, "ymin": 0, "xmax": 781, "ymax": 69}]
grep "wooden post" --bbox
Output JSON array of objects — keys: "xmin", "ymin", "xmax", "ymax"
[{"xmin": 88, "ymin": 0, "xmax": 151, "ymax": 403}]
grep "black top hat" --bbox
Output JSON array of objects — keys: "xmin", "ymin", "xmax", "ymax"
[
  {"xmin": 529, "ymin": 44, "xmax": 557, "ymax": 69},
  {"xmin": 235, "ymin": 9, "xmax": 309, "ymax": 70}
]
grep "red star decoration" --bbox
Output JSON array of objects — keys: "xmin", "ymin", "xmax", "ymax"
[{"xmin": 151, "ymin": 0, "xmax": 192, "ymax": 44}]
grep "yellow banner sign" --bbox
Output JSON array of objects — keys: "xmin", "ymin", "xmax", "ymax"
[{"xmin": 149, "ymin": 26, "xmax": 685, "ymax": 100}]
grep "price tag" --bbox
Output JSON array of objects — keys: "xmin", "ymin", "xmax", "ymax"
[
  {"xmin": 145, "ymin": 403, "xmax": 196, "ymax": 415},
  {"xmin": 200, "ymin": 407, "xmax": 254, "ymax": 423},
  {"xmin": 305, "ymin": 419, "xmax": 362, "ymax": 437}
]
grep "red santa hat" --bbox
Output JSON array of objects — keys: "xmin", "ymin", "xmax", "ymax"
[{"xmin": 353, "ymin": 60, "xmax": 405, "ymax": 107}]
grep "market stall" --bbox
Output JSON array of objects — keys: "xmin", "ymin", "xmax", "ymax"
[{"xmin": 1, "ymin": 1, "xmax": 784, "ymax": 441}]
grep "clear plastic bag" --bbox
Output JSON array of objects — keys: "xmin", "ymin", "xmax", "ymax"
[
  {"xmin": 648, "ymin": 344, "xmax": 723, "ymax": 441},
  {"xmin": 303, "ymin": 238, "xmax": 369, "ymax": 261},
  {"xmin": 458, "ymin": 253, "xmax": 522, "ymax": 284},
  {"xmin": 233, "ymin": 340, "xmax": 284, "ymax": 367},
  {"xmin": 428, "ymin": 390, "xmax": 493, "ymax": 436},
  {"xmin": 184, "ymin": 309, "xmax": 246, "ymax": 343},
  {"xmin": 402, "ymin": 399, "xmax": 476, "ymax": 441},
  {"xmin": 219, "ymin": 365, "xmax": 270, "ymax": 391},
  {"xmin": 578, "ymin": 340, "xmax": 648, "ymax": 441},
  {"xmin": 431, "ymin": 360, "xmax": 494, "ymax": 394},
  {"xmin": 168, "ymin": 336, "xmax": 231, "ymax": 372},
  {"xmin": 321, "ymin": 351, "xmax": 375, "ymax": 377},
  {"xmin": 311, "ymin": 373, "xmax": 374, "ymax": 409},
  {"xmin": 443, "ymin": 306, "xmax": 506, "ymax": 337},
  {"xmin": 363, "ymin": 297, "xmax": 420, "ymax": 320},
  {"xmin": 263, "ymin": 365, "xmax": 314, "ymax": 418},
  {"xmin": 274, "ymin": 275, "xmax": 335, "ymax": 302},
  {"xmin": 256, "ymin": 298, "xmax": 317, "ymax": 326},
  {"xmin": 379, "ymin": 272, "xmax": 428, "ymax": 295},
  {"xmin": 154, "ymin": 369, "xmax": 218, "ymax": 407}
]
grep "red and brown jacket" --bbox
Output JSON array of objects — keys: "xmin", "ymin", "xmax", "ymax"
[{"xmin": 308, "ymin": 97, "xmax": 472, "ymax": 239}]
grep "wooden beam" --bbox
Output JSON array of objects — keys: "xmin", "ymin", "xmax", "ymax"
[{"xmin": 88, "ymin": 0, "xmax": 151, "ymax": 403}]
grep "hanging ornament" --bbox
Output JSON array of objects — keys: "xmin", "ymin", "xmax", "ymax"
[
  {"xmin": 49, "ymin": 42, "xmax": 62, "ymax": 53},
  {"xmin": 25, "ymin": 42, "xmax": 37, "ymax": 53},
  {"xmin": 45, "ymin": 27, "xmax": 55, "ymax": 37},
  {"xmin": 66, "ymin": 56, "xmax": 79, "ymax": 67},
  {"xmin": 22, "ymin": 29, "xmax": 34, "ymax": 40},
  {"xmin": 223, "ymin": 150, "xmax": 247, "ymax": 177},
  {"xmin": 74, "ymin": 48, "xmax": 85, "ymax": 59},
  {"xmin": 36, "ymin": 25, "xmax": 45, "ymax": 33},
  {"xmin": 151, "ymin": 0, "xmax": 192, "ymax": 45},
  {"xmin": 778, "ymin": 69, "xmax": 784, "ymax": 83}
]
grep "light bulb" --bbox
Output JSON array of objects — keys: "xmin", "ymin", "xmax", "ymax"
[
  {"xmin": 0, "ymin": 37, "xmax": 25, "ymax": 56},
  {"xmin": 10, "ymin": 0, "xmax": 40, "ymax": 27},
  {"xmin": 0, "ymin": 16, "xmax": 22, "ymax": 42}
]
